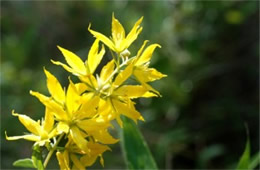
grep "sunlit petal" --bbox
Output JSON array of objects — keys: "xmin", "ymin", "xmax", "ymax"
[
  {"xmin": 136, "ymin": 44, "xmax": 161, "ymax": 66},
  {"xmin": 112, "ymin": 13, "xmax": 125, "ymax": 49},
  {"xmin": 88, "ymin": 24, "xmax": 116, "ymax": 51},
  {"xmin": 115, "ymin": 85, "xmax": 148, "ymax": 98},
  {"xmin": 43, "ymin": 108, "xmax": 54, "ymax": 133},
  {"xmin": 70, "ymin": 154, "xmax": 85, "ymax": 169},
  {"xmin": 56, "ymin": 151, "xmax": 70, "ymax": 170},
  {"xmin": 124, "ymin": 16, "xmax": 143, "ymax": 49},
  {"xmin": 100, "ymin": 60, "xmax": 115, "ymax": 83},
  {"xmin": 44, "ymin": 68, "xmax": 65, "ymax": 104},
  {"xmin": 70, "ymin": 126, "xmax": 88, "ymax": 152},
  {"xmin": 114, "ymin": 63, "xmax": 133, "ymax": 87},
  {"xmin": 5, "ymin": 132, "xmax": 40, "ymax": 141},
  {"xmin": 12, "ymin": 111, "xmax": 41, "ymax": 135},
  {"xmin": 57, "ymin": 46, "xmax": 87, "ymax": 75},
  {"xmin": 88, "ymin": 39, "xmax": 105, "ymax": 74}
]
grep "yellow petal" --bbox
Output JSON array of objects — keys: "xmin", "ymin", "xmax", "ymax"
[
  {"xmin": 57, "ymin": 122, "xmax": 70, "ymax": 134},
  {"xmin": 124, "ymin": 16, "xmax": 143, "ymax": 49},
  {"xmin": 57, "ymin": 46, "xmax": 87, "ymax": 75},
  {"xmin": 80, "ymin": 154, "xmax": 98, "ymax": 167},
  {"xmin": 77, "ymin": 94, "xmax": 99, "ymax": 119},
  {"xmin": 56, "ymin": 151, "xmax": 70, "ymax": 170},
  {"xmin": 140, "ymin": 81, "xmax": 161, "ymax": 97},
  {"xmin": 93, "ymin": 129, "xmax": 118, "ymax": 144},
  {"xmin": 100, "ymin": 60, "xmax": 115, "ymax": 83},
  {"xmin": 77, "ymin": 119, "xmax": 110, "ymax": 133},
  {"xmin": 114, "ymin": 63, "xmax": 133, "ymax": 87},
  {"xmin": 136, "ymin": 40, "xmax": 149, "ymax": 58},
  {"xmin": 87, "ymin": 142, "xmax": 111, "ymax": 155},
  {"xmin": 66, "ymin": 80, "xmax": 80, "ymax": 115},
  {"xmin": 43, "ymin": 108, "xmax": 54, "ymax": 133},
  {"xmin": 79, "ymin": 74, "xmax": 98, "ymax": 90},
  {"xmin": 12, "ymin": 111, "xmax": 41, "ymax": 135},
  {"xmin": 75, "ymin": 83, "xmax": 88, "ymax": 95},
  {"xmin": 44, "ymin": 68, "xmax": 65, "ymax": 104},
  {"xmin": 113, "ymin": 99, "xmax": 143, "ymax": 123},
  {"xmin": 112, "ymin": 13, "xmax": 125, "ymax": 49},
  {"xmin": 88, "ymin": 39, "xmax": 105, "ymax": 74},
  {"xmin": 70, "ymin": 154, "xmax": 85, "ymax": 170},
  {"xmin": 51, "ymin": 60, "xmax": 76, "ymax": 75},
  {"xmin": 142, "ymin": 91, "xmax": 157, "ymax": 98},
  {"xmin": 48, "ymin": 128, "xmax": 58, "ymax": 139},
  {"xmin": 99, "ymin": 156, "xmax": 105, "ymax": 167},
  {"xmin": 88, "ymin": 24, "xmax": 116, "ymax": 51},
  {"xmin": 5, "ymin": 131, "xmax": 40, "ymax": 141},
  {"xmin": 136, "ymin": 44, "xmax": 161, "ymax": 66},
  {"xmin": 70, "ymin": 126, "xmax": 88, "ymax": 152},
  {"xmin": 30, "ymin": 91, "xmax": 68, "ymax": 121},
  {"xmin": 115, "ymin": 85, "xmax": 148, "ymax": 98},
  {"xmin": 134, "ymin": 67, "xmax": 167, "ymax": 82},
  {"xmin": 77, "ymin": 119, "xmax": 117, "ymax": 144},
  {"xmin": 98, "ymin": 99, "xmax": 113, "ymax": 118},
  {"xmin": 146, "ymin": 68, "xmax": 167, "ymax": 81}
]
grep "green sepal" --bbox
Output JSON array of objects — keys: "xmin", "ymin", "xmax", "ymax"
[
  {"xmin": 13, "ymin": 158, "xmax": 35, "ymax": 168},
  {"xmin": 32, "ymin": 145, "xmax": 44, "ymax": 170},
  {"xmin": 120, "ymin": 116, "xmax": 158, "ymax": 170}
]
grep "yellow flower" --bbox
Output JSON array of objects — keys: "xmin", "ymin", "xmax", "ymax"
[
  {"xmin": 88, "ymin": 13, "xmax": 143, "ymax": 53},
  {"xmin": 51, "ymin": 39, "xmax": 105, "ymax": 77},
  {"xmin": 95, "ymin": 62, "xmax": 155, "ymax": 127},
  {"xmin": 133, "ymin": 41, "xmax": 167, "ymax": 96},
  {"xmin": 30, "ymin": 69, "xmax": 117, "ymax": 152},
  {"xmin": 56, "ymin": 136, "xmax": 110, "ymax": 169},
  {"xmin": 5, "ymin": 109, "xmax": 56, "ymax": 146}
]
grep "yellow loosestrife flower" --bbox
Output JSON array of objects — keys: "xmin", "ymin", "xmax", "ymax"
[
  {"xmin": 56, "ymin": 136, "xmax": 110, "ymax": 169},
  {"xmin": 88, "ymin": 13, "xmax": 143, "ymax": 53},
  {"xmin": 52, "ymin": 39, "xmax": 105, "ymax": 77},
  {"xmin": 30, "ymin": 69, "xmax": 117, "ymax": 152},
  {"xmin": 5, "ymin": 109, "xmax": 56, "ymax": 146},
  {"xmin": 133, "ymin": 41, "xmax": 167, "ymax": 96}
]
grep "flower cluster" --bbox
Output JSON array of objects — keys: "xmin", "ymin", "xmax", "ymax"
[{"xmin": 6, "ymin": 14, "xmax": 166, "ymax": 169}]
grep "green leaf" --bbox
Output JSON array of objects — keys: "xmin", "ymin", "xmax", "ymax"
[
  {"xmin": 13, "ymin": 158, "xmax": 35, "ymax": 168},
  {"xmin": 249, "ymin": 152, "xmax": 260, "ymax": 170},
  {"xmin": 32, "ymin": 145, "xmax": 44, "ymax": 170},
  {"xmin": 121, "ymin": 116, "xmax": 158, "ymax": 170},
  {"xmin": 236, "ymin": 136, "xmax": 250, "ymax": 169}
]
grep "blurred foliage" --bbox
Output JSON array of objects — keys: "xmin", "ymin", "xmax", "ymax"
[{"xmin": 1, "ymin": 1, "xmax": 259, "ymax": 169}]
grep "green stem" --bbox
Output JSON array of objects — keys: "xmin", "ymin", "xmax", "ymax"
[{"xmin": 43, "ymin": 133, "xmax": 64, "ymax": 168}]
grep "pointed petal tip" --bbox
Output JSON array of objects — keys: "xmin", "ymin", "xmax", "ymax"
[
  {"xmin": 139, "ymin": 116, "xmax": 145, "ymax": 122},
  {"xmin": 29, "ymin": 90, "xmax": 34, "ymax": 95},
  {"xmin": 88, "ymin": 23, "xmax": 91, "ymax": 30},
  {"xmin": 5, "ymin": 131, "xmax": 9, "ymax": 139},
  {"xmin": 11, "ymin": 110, "xmax": 19, "ymax": 116},
  {"xmin": 5, "ymin": 131, "xmax": 12, "ymax": 140},
  {"xmin": 57, "ymin": 45, "xmax": 62, "ymax": 49}
]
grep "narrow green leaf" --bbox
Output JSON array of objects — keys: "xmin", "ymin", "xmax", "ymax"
[
  {"xmin": 249, "ymin": 152, "xmax": 260, "ymax": 170},
  {"xmin": 13, "ymin": 158, "xmax": 35, "ymax": 168},
  {"xmin": 236, "ymin": 137, "xmax": 250, "ymax": 169},
  {"xmin": 121, "ymin": 116, "xmax": 158, "ymax": 170},
  {"xmin": 32, "ymin": 145, "xmax": 44, "ymax": 170}
]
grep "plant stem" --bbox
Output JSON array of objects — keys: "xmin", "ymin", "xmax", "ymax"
[{"xmin": 43, "ymin": 133, "xmax": 64, "ymax": 168}]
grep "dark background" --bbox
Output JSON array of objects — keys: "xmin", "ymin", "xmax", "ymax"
[{"xmin": 1, "ymin": 1, "xmax": 259, "ymax": 169}]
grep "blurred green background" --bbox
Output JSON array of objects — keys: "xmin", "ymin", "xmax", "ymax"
[{"xmin": 1, "ymin": 1, "xmax": 259, "ymax": 169}]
